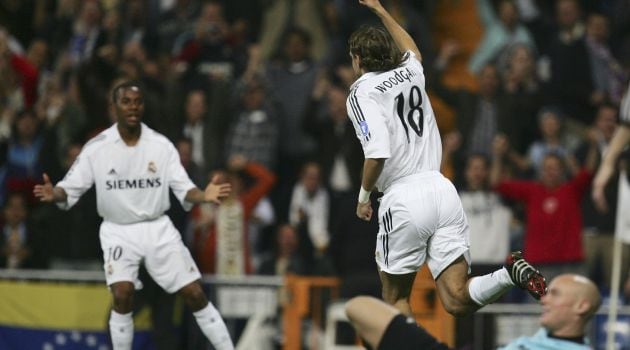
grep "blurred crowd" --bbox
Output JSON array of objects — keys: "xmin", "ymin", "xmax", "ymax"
[{"xmin": 0, "ymin": 0, "xmax": 629, "ymax": 304}]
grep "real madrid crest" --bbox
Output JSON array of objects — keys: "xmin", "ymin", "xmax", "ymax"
[{"xmin": 148, "ymin": 161, "xmax": 157, "ymax": 173}]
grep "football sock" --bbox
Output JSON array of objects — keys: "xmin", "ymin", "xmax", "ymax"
[
  {"xmin": 468, "ymin": 267, "xmax": 513, "ymax": 305},
  {"xmin": 109, "ymin": 310, "xmax": 133, "ymax": 350},
  {"xmin": 193, "ymin": 302, "xmax": 234, "ymax": 350}
]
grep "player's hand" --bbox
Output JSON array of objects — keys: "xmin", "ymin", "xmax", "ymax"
[
  {"xmin": 356, "ymin": 201, "xmax": 373, "ymax": 221},
  {"xmin": 33, "ymin": 173, "xmax": 54, "ymax": 202},
  {"xmin": 359, "ymin": 0, "xmax": 384, "ymax": 12},
  {"xmin": 592, "ymin": 163, "xmax": 614, "ymax": 213},
  {"xmin": 204, "ymin": 175, "xmax": 232, "ymax": 204}
]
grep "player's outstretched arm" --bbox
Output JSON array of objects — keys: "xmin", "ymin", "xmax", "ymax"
[
  {"xmin": 203, "ymin": 180, "xmax": 232, "ymax": 204},
  {"xmin": 592, "ymin": 124, "xmax": 630, "ymax": 212},
  {"xmin": 185, "ymin": 174, "xmax": 232, "ymax": 205},
  {"xmin": 359, "ymin": 0, "xmax": 421, "ymax": 61},
  {"xmin": 33, "ymin": 173, "xmax": 67, "ymax": 203}
]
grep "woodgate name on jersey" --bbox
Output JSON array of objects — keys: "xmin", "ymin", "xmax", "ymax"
[
  {"xmin": 346, "ymin": 50, "xmax": 442, "ymax": 192},
  {"xmin": 374, "ymin": 67, "xmax": 418, "ymax": 93}
]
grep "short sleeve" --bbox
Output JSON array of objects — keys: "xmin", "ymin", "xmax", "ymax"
[
  {"xmin": 347, "ymin": 89, "xmax": 391, "ymax": 159},
  {"xmin": 495, "ymin": 180, "xmax": 535, "ymax": 202},
  {"xmin": 56, "ymin": 151, "xmax": 95, "ymax": 210},
  {"xmin": 166, "ymin": 143, "xmax": 197, "ymax": 211},
  {"xmin": 404, "ymin": 51, "xmax": 423, "ymax": 71}
]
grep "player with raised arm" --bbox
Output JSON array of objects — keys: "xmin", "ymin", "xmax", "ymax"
[
  {"xmin": 349, "ymin": 0, "xmax": 547, "ymax": 317},
  {"xmin": 33, "ymin": 82, "xmax": 234, "ymax": 350}
]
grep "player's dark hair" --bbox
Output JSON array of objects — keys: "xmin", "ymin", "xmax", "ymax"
[
  {"xmin": 111, "ymin": 81, "xmax": 144, "ymax": 103},
  {"xmin": 348, "ymin": 25, "xmax": 406, "ymax": 72}
]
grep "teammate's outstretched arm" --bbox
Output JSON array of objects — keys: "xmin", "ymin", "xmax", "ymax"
[
  {"xmin": 185, "ymin": 174, "xmax": 232, "ymax": 205},
  {"xmin": 33, "ymin": 173, "xmax": 68, "ymax": 203},
  {"xmin": 359, "ymin": 0, "xmax": 421, "ymax": 60}
]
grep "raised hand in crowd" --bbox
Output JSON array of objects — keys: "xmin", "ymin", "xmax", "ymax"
[
  {"xmin": 435, "ymin": 39, "xmax": 459, "ymax": 69},
  {"xmin": 311, "ymin": 70, "xmax": 332, "ymax": 101}
]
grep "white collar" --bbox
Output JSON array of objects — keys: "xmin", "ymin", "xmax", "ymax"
[
  {"xmin": 110, "ymin": 122, "xmax": 147, "ymax": 144},
  {"xmin": 349, "ymin": 71, "xmax": 378, "ymax": 91}
]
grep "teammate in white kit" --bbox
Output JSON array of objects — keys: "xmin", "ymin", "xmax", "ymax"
[
  {"xmin": 349, "ymin": 0, "xmax": 547, "ymax": 317},
  {"xmin": 33, "ymin": 82, "xmax": 235, "ymax": 350}
]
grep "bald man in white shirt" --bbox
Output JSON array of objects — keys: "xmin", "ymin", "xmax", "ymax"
[{"xmin": 34, "ymin": 81, "xmax": 234, "ymax": 350}]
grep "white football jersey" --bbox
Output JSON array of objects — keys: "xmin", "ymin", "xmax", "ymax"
[
  {"xmin": 57, "ymin": 123, "xmax": 196, "ymax": 224},
  {"xmin": 621, "ymin": 82, "xmax": 630, "ymax": 125},
  {"xmin": 347, "ymin": 51, "xmax": 442, "ymax": 192}
]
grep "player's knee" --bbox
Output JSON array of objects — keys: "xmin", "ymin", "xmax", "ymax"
[
  {"xmin": 381, "ymin": 292, "xmax": 398, "ymax": 305},
  {"xmin": 381, "ymin": 287, "xmax": 409, "ymax": 305},
  {"xmin": 178, "ymin": 282, "xmax": 207, "ymax": 309},
  {"xmin": 111, "ymin": 282, "xmax": 134, "ymax": 312},
  {"xmin": 345, "ymin": 296, "xmax": 370, "ymax": 322},
  {"xmin": 442, "ymin": 299, "xmax": 470, "ymax": 317}
]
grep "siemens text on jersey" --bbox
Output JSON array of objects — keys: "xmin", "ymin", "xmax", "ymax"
[
  {"xmin": 374, "ymin": 67, "xmax": 417, "ymax": 93},
  {"xmin": 106, "ymin": 177, "xmax": 162, "ymax": 190}
]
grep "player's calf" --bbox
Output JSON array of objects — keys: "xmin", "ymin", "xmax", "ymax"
[{"xmin": 177, "ymin": 281, "xmax": 234, "ymax": 349}]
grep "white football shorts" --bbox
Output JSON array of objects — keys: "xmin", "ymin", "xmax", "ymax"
[
  {"xmin": 100, "ymin": 215, "xmax": 201, "ymax": 293},
  {"xmin": 375, "ymin": 171, "xmax": 471, "ymax": 278}
]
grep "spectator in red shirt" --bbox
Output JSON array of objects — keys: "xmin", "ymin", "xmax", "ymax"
[
  {"xmin": 490, "ymin": 134, "xmax": 598, "ymax": 283},
  {"xmin": 0, "ymin": 28, "xmax": 39, "ymax": 110}
]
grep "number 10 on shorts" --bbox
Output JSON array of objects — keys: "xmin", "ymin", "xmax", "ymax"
[{"xmin": 107, "ymin": 246, "xmax": 123, "ymax": 262}]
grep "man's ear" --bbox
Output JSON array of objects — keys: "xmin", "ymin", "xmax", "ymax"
[{"xmin": 573, "ymin": 298, "xmax": 591, "ymax": 317}]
